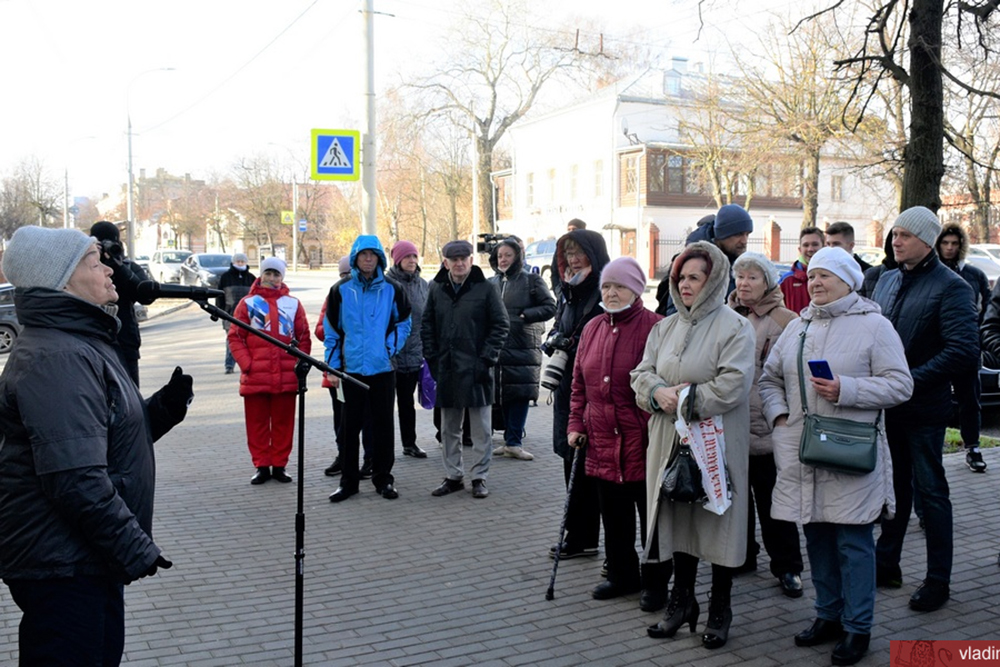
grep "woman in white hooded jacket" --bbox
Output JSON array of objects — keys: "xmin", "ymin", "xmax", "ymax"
[{"xmin": 759, "ymin": 247, "xmax": 912, "ymax": 667}]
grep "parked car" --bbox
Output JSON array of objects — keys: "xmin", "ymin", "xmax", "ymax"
[
  {"xmin": 854, "ymin": 245, "xmax": 885, "ymax": 267},
  {"xmin": 965, "ymin": 255, "xmax": 1000, "ymax": 290},
  {"xmin": 524, "ymin": 238, "xmax": 557, "ymax": 282},
  {"xmin": 133, "ymin": 254, "xmax": 151, "ymax": 274},
  {"xmin": 179, "ymin": 253, "xmax": 232, "ymax": 288},
  {"xmin": 970, "ymin": 244, "xmax": 1000, "ymax": 263},
  {"xmin": 0, "ymin": 283, "xmax": 23, "ymax": 354},
  {"xmin": 148, "ymin": 249, "xmax": 193, "ymax": 284}
]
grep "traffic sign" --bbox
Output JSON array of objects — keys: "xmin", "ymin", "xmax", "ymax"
[
  {"xmin": 281, "ymin": 210, "xmax": 294, "ymax": 225},
  {"xmin": 311, "ymin": 129, "xmax": 360, "ymax": 181},
  {"xmin": 298, "ymin": 219, "xmax": 307, "ymax": 232}
]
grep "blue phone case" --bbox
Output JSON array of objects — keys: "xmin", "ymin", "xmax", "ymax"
[{"xmin": 808, "ymin": 360, "xmax": 834, "ymax": 380}]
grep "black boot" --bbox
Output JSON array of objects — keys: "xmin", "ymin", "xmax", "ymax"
[
  {"xmin": 647, "ymin": 586, "xmax": 699, "ymax": 638},
  {"xmin": 639, "ymin": 561, "xmax": 672, "ymax": 613},
  {"xmin": 701, "ymin": 590, "xmax": 732, "ymax": 649},
  {"xmin": 832, "ymin": 632, "xmax": 870, "ymax": 666}
]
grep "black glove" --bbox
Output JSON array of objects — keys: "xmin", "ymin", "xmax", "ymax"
[
  {"xmin": 476, "ymin": 359, "xmax": 493, "ymax": 385},
  {"xmin": 162, "ymin": 366, "xmax": 194, "ymax": 409},
  {"xmin": 144, "ymin": 555, "xmax": 173, "ymax": 578}
]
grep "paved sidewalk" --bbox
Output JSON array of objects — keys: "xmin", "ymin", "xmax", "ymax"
[{"xmin": 2, "ymin": 301, "xmax": 999, "ymax": 665}]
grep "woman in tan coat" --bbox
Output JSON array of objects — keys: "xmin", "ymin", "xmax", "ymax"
[
  {"xmin": 759, "ymin": 247, "xmax": 912, "ymax": 666},
  {"xmin": 727, "ymin": 252, "xmax": 805, "ymax": 597},
  {"xmin": 631, "ymin": 241, "xmax": 755, "ymax": 649}
]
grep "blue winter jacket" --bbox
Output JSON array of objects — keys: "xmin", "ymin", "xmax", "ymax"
[{"xmin": 324, "ymin": 236, "xmax": 412, "ymax": 376}]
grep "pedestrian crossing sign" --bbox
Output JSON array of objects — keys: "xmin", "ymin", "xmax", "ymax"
[{"xmin": 311, "ymin": 129, "xmax": 360, "ymax": 181}]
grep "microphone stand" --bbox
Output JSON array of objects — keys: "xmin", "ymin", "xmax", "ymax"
[{"xmin": 196, "ymin": 300, "xmax": 368, "ymax": 667}]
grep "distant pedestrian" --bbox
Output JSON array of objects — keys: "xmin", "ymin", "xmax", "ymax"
[
  {"xmin": 567, "ymin": 218, "xmax": 587, "ymax": 232},
  {"xmin": 229, "ymin": 257, "xmax": 311, "ymax": 485},
  {"xmin": 422, "ymin": 240, "xmax": 509, "ymax": 499},
  {"xmin": 325, "ymin": 236, "xmax": 412, "ymax": 502},
  {"xmin": 216, "ymin": 252, "xmax": 255, "ymax": 374},
  {"xmin": 824, "ymin": 221, "xmax": 873, "ymax": 273},
  {"xmin": 779, "ymin": 226, "xmax": 825, "ymax": 314}
]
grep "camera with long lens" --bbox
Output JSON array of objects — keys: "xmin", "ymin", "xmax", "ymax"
[
  {"xmin": 541, "ymin": 329, "xmax": 572, "ymax": 357},
  {"xmin": 540, "ymin": 349, "xmax": 570, "ymax": 391},
  {"xmin": 98, "ymin": 238, "xmax": 125, "ymax": 265}
]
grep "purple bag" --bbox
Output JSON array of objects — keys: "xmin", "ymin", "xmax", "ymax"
[{"xmin": 418, "ymin": 360, "xmax": 436, "ymax": 410}]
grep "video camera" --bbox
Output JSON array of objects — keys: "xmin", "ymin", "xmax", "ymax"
[{"xmin": 476, "ymin": 233, "xmax": 506, "ymax": 255}]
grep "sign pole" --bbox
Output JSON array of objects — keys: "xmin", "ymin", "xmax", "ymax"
[
  {"xmin": 292, "ymin": 181, "xmax": 298, "ymax": 273},
  {"xmin": 362, "ymin": 0, "xmax": 377, "ymax": 236}
]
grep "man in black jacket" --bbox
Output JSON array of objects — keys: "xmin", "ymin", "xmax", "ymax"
[
  {"xmin": 216, "ymin": 252, "xmax": 256, "ymax": 374},
  {"xmin": 422, "ymin": 240, "xmax": 509, "ymax": 499},
  {"xmin": 871, "ymin": 206, "xmax": 979, "ymax": 613},
  {"xmin": 90, "ymin": 221, "xmax": 155, "ymax": 386},
  {"xmin": 0, "ymin": 226, "xmax": 192, "ymax": 666}
]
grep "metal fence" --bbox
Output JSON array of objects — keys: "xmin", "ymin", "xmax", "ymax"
[{"xmin": 653, "ymin": 237, "xmax": 802, "ymax": 278}]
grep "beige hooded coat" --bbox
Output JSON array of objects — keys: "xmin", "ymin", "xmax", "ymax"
[
  {"xmin": 758, "ymin": 291, "xmax": 911, "ymax": 524},
  {"xmin": 631, "ymin": 242, "xmax": 755, "ymax": 568}
]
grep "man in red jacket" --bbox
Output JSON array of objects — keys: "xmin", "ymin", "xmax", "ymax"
[{"xmin": 779, "ymin": 226, "xmax": 824, "ymax": 314}]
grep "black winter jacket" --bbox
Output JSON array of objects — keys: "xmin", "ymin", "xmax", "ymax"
[
  {"xmin": 216, "ymin": 264, "xmax": 257, "ymax": 330},
  {"xmin": 109, "ymin": 258, "xmax": 153, "ymax": 360},
  {"xmin": 421, "ymin": 265, "xmax": 510, "ymax": 408},
  {"xmin": 980, "ymin": 280, "xmax": 1000, "ymax": 368},
  {"xmin": 0, "ymin": 289, "xmax": 187, "ymax": 582},
  {"xmin": 872, "ymin": 251, "xmax": 979, "ymax": 418},
  {"xmin": 489, "ymin": 241, "xmax": 557, "ymax": 403}
]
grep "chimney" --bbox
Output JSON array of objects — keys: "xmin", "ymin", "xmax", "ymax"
[{"xmin": 671, "ymin": 56, "xmax": 688, "ymax": 74}]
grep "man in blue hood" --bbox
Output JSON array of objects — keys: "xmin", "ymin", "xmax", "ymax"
[{"xmin": 324, "ymin": 235, "xmax": 412, "ymax": 502}]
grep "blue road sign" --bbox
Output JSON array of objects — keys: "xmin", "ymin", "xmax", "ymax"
[
  {"xmin": 311, "ymin": 129, "xmax": 360, "ymax": 181},
  {"xmin": 298, "ymin": 219, "xmax": 307, "ymax": 232}
]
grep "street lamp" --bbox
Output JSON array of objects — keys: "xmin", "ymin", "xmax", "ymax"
[{"xmin": 126, "ymin": 67, "xmax": 174, "ymax": 259}]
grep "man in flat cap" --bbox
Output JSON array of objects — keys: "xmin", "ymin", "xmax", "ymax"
[{"xmin": 422, "ymin": 240, "xmax": 509, "ymax": 498}]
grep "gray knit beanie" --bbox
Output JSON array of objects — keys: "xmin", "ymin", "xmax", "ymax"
[
  {"xmin": 731, "ymin": 251, "xmax": 780, "ymax": 291},
  {"xmin": 3, "ymin": 226, "xmax": 95, "ymax": 290},
  {"xmin": 892, "ymin": 206, "xmax": 941, "ymax": 248}
]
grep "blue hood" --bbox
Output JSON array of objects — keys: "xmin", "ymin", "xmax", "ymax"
[{"xmin": 349, "ymin": 235, "xmax": 387, "ymax": 280}]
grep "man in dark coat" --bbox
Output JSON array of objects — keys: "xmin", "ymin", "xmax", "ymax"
[
  {"xmin": 871, "ymin": 206, "xmax": 979, "ymax": 613},
  {"xmin": 422, "ymin": 240, "xmax": 509, "ymax": 499},
  {"xmin": 489, "ymin": 237, "xmax": 556, "ymax": 460},
  {"xmin": 216, "ymin": 252, "xmax": 256, "ymax": 374},
  {"xmin": 90, "ymin": 221, "xmax": 155, "ymax": 386},
  {"xmin": 0, "ymin": 226, "xmax": 192, "ymax": 666}
]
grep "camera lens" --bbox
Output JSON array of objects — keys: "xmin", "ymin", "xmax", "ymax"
[{"xmin": 540, "ymin": 350, "xmax": 569, "ymax": 391}]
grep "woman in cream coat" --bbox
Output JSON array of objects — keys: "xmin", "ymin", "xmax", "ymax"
[
  {"xmin": 631, "ymin": 241, "xmax": 755, "ymax": 649},
  {"xmin": 759, "ymin": 247, "xmax": 912, "ymax": 667}
]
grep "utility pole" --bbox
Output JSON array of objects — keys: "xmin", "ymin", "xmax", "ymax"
[{"xmin": 361, "ymin": 0, "xmax": 377, "ymax": 235}]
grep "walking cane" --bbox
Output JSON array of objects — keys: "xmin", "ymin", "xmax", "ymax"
[{"xmin": 545, "ymin": 435, "xmax": 586, "ymax": 601}]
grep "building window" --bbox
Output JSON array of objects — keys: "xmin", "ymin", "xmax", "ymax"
[
  {"xmin": 570, "ymin": 164, "xmax": 579, "ymax": 201},
  {"xmin": 649, "ymin": 154, "xmax": 666, "ymax": 192},
  {"xmin": 667, "ymin": 156, "xmax": 684, "ymax": 193},
  {"xmin": 831, "ymin": 175, "xmax": 845, "ymax": 202},
  {"xmin": 502, "ymin": 177, "xmax": 512, "ymax": 208},
  {"xmin": 526, "ymin": 172, "xmax": 535, "ymax": 207},
  {"xmin": 594, "ymin": 160, "xmax": 604, "ymax": 198},
  {"xmin": 624, "ymin": 156, "xmax": 639, "ymax": 195},
  {"xmin": 548, "ymin": 168, "xmax": 557, "ymax": 202}
]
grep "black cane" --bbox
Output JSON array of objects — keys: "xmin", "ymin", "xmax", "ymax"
[{"xmin": 545, "ymin": 437, "xmax": 585, "ymax": 601}]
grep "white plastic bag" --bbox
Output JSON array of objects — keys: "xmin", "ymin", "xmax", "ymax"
[{"xmin": 675, "ymin": 386, "xmax": 731, "ymax": 516}]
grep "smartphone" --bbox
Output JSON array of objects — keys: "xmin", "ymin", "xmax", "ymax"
[{"xmin": 808, "ymin": 360, "xmax": 834, "ymax": 381}]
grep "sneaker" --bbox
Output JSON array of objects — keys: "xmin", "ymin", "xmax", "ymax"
[
  {"xmin": 548, "ymin": 543, "xmax": 599, "ymax": 560},
  {"xmin": 324, "ymin": 457, "xmax": 342, "ymax": 476},
  {"xmin": 909, "ymin": 579, "xmax": 949, "ymax": 612},
  {"xmin": 967, "ymin": 449, "xmax": 987, "ymax": 473},
  {"xmin": 492, "ymin": 446, "xmax": 508, "ymax": 457},
  {"xmin": 505, "ymin": 446, "xmax": 534, "ymax": 460},
  {"xmin": 359, "ymin": 460, "xmax": 373, "ymax": 479},
  {"xmin": 224, "ymin": 367, "xmax": 235, "ymax": 375}
]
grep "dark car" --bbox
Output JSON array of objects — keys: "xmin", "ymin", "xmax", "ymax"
[
  {"xmin": 0, "ymin": 283, "xmax": 23, "ymax": 354},
  {"xmin": 179, "ymin": 253, "xmax": 232, "ymax": 288}
]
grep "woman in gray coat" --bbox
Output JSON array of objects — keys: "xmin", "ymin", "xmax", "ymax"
[
  {"xmin": 759, "ymin": 247, "xmax": 912, "ymax": 666},
  {"xmin": 631, "ymin": 242, "xmax": 755, "ymax": 649}
]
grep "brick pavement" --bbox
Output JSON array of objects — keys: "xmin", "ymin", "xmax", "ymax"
[{"xmin": 2, "ymin": 294, "xmax": 1000, "ymax": 665}]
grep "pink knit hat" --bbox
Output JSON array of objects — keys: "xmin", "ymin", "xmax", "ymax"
[
  {"xmin": 599, "ymin": 257, "xmax": 646, "ymax": 297},
  {"xmin": 391, "ymin": 240, "xmax": 418, "ymax": 265}
]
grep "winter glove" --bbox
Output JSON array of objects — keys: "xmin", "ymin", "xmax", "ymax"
[
  {"xmin": 162, "ymin": 366, "xmax": 194, "ymax": 410},
  {"xmin": 143, "ymin": 555, "xmax": 173, "ymax": 578}
]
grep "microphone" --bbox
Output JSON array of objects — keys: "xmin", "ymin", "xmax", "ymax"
[{"xmin": 137, "ymin": 281, "xmax": 224, "ymax": 301}]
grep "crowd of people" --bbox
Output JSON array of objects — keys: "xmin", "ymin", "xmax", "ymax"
[{"xmin": 1, "ymin": 200, "xmax": 996, "ymax": 665}]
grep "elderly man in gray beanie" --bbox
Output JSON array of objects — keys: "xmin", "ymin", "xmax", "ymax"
[
  {"xmin": 870, "ymin": 206, "xmax": 979, "ymax": 613},
  {"xmin": 0, "ymin": 226, "xmax": 193, "ymax": 666}
]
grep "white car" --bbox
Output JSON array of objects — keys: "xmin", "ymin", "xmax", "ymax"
[
  {"xmin": 969, "ymin": 244, "xmax": 1000, "ymax": 263},
  {"xmin": 148, "ymin": 249, "xmax": 193, "ymax": 284}
]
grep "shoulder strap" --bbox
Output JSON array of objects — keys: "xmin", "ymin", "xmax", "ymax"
[{"xmin": 796, "ymin": 321, "xmax": 811, "ymax": 416}]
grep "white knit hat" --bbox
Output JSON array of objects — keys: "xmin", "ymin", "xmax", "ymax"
[
  {"xmin": 807, "ymin": 247, "xmax": 864, "ymax": 291},
  {"xmin": 892, "ymin": 206, "xmax": 941, "ymax": 248},
  {"xmin": 2, "ymin": 226, "xmax": 95, "ymax": 291},
  {"xmin": 260, "ymin": 256, "xmax": 286, "ymax": 278}
]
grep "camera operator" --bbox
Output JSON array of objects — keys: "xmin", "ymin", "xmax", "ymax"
[{"xmin": 90, "ymin": 221, "xmax": 156, "ymax": 386}]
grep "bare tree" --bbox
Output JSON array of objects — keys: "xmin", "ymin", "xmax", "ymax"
[
  {"xmin": 0, "ymin": 158, "xmax": 60, "ymax": 238},
  {"xmin": 228, "ymin": 155, "xmax": 288, "ymax": 248}
]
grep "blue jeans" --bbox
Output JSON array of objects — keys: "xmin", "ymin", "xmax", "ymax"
[
  {"xmin": 502, "ymin": 399, "xmax": 530, "ymax": 448},
  {"xmin": 804, "ymin": 523, "xmax": 876, "ymax": 634},
  {"xmin": 876, "ymin": 412, "xmax": 952, "ymax": 584},
  {"xmin": 225, "ymin": 339, "xmax": 235, "ymax": 370},
  {"xmin": 7, "ymin": 575, "xmax": 125, "ymax": 667}
]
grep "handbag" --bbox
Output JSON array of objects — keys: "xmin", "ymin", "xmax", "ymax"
[
  {"xmin": 796, "ymin": 323, "xmax": 879, "ymax": 475},
  {"xmin": 660, "ymin": 384, "xmax": 707, "ymax": 503},
  {"xmin": 417, "ymin": 360, "xmax": 436, "ymax": 410}
]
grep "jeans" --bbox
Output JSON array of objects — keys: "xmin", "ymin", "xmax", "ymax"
[
  {"xmin": 876, "ymin": 412, "xmax": 952, "ymax": 584},
  {"xmin": 502, "ymin": 398, "xmax": 530, "ymax": 448},
  {"xmin": 804, "ymin": 522, "xmax": 876, "ymax": 634},
  {"xmin": 7, "ymin": 575, "xmax": 126, "ymax": 667},
  {"xmin": 225, "ymin": 339, "xmax": 235, "ymax": 370}
]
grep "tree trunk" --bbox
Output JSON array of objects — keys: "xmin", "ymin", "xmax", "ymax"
[
  {"xmin": 802, "ymin": 149, "xmax": 821, "ymax": 228},
  {"xmin": 901, "ymin": 0, "xmax": 945, "ymax": 212},
  {"xmin": 477, "ymin": 135, "xmax": 495, "ymax": 233}
]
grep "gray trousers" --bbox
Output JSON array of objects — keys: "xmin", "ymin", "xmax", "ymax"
[{"xmin": 440, "ymin": 406, "xmax": 492, "ymax": 482}]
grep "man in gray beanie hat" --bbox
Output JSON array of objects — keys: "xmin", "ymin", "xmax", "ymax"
[
  {"xmin": 870, "ymin": 206, "xmax": 979, "ymax": 613},
  {"xmin": 0, "ymin": 225, "xmax": 193, "ymax": 666}
]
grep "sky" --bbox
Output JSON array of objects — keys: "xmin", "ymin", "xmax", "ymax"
[{"xmin": 0, "ymin": 0, "xmax": 813, "ymax": 202}]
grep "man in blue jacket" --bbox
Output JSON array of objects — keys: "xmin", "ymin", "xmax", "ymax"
[
  {"xmin": 872, "ymin": 206, "xmax": 979, "ymax": 612},
  {"xmin": 325, "ymin": 235, "xmax": 412, "ymax": 502}
]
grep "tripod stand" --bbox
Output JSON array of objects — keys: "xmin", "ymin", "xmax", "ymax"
[{"xmin": 198, "ymin": 300, "xmax": 368, "ymax": 666}]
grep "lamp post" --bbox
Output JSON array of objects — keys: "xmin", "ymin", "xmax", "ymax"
[{"xmin": 126, "ymin": 67, "xmax": 174, "ymax": 259}]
